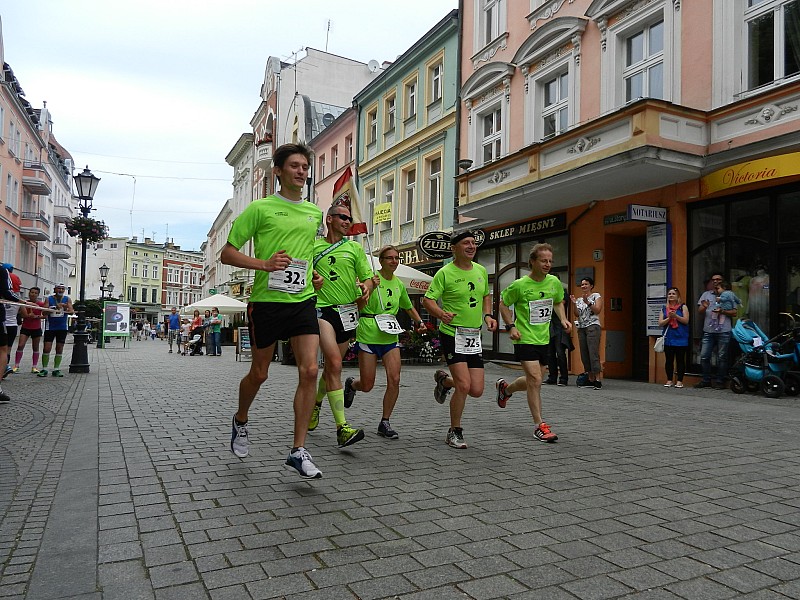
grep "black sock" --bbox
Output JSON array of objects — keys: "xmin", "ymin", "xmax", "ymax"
[{"xmin": 234, "ymin": 417, "xmax": 247, "ymax": 426}]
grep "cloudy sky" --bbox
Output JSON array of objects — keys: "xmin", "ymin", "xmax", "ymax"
[{"xmin": 2, "ymin": 0, "xmax": 457, "ymax": 250}]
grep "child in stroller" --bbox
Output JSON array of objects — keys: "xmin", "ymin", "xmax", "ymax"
[{"xmin": 187, "ymin": 333, "xmax": 204, "ymax": 356}]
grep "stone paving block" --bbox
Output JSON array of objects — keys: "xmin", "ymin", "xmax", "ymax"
[
  {"xmin": 360, "ymin": 554, "xmax": 425, "ymax": 578},
  {"xmin": 245, "ymin": 572, "xmax": 313, "ymax": 599},
  {"xmin": 141, "ymin": 528, "xmax": 184, "ymax": 548},
  {"xmin": 708, "ymin": 565, "xmax": 781, "ymax": 593},
  {"xmin": 99, "ymin": 540, "xmax": 143, "ymax": 563},
  {"xmin": 143, "ymin": 543, "xmax": 189, "ymax": 567},
  {"xmin": 403, "ymin": 564, "xmax": 472, "ymax": 588},
  {"xmin": 665, "ymin": 577, "xmax": 741, "ymax": 599},
  {"xmin": 305, "ymin": 562, "xmax": 372, "ymax": 588},
  {"xmin": 207, "ymin": 584, "xmax": 251, "ymax": 600},
  {"xmin": 560, "ymin": 573, "xmax": 634, "ymax": 599},
  {"xmin": 154, "ymin": 582, "xmax": 209, "ymax": 600},
  {"xmin": 556, "ymin": 555, "xmax": 620, "ymax": 578},
  {"xmin": 771, "ymin": 579, "xmax": 800, "ymax": 598},
  {"xmin": 651, "ymin": 555, "xmax": 718, "ymax": 580},
  {"xmin": 608, "ymin": 564, "xmax": 677, "ymax": 590},
  {"xmin": 509, "ymin": 564, "xmax": 576, "ymax": 588},
  {"xmin": 458, "ymin": 573, "xmax": 528, "ymax": 599},
  {"xmin": 748, "ymin": 556, "xmax": 800, "ymax": 580},
  {"xmin": 347, "ymin": 573, "xmax": 417, "ymax": 600}
]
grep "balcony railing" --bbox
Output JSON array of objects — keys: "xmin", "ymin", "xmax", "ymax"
[
  {"xmin": 255, "ymin": 143, "xmax": 272, "ymax": 170},
  {"xmin": 53, "ymin": 203, "xmax": 73, "ymax": 223},
  {"xmin": 22, "ymin": 161, "xmax": 52, "ymax": 196},
  {"xmin": 19, "ymin": 211, "xmax": 50, "ymax": 242}
]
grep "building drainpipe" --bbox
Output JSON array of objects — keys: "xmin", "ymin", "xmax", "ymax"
[{"xmin": 454, "ymin": 2, "xmax": 464, "ymax": 231}]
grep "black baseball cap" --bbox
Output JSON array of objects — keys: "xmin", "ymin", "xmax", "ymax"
[{"xmin": 450, "ymin": 230, "xmax": 476, "ymax": 245}]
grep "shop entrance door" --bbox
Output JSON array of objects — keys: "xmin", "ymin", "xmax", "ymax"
[
  {"xmin": 779, "ymin": 246, "xmax": 800, "ymax": 324},
  {"xmin": 631, "ymin": 236, "xmax": 649, "ymax": 380}
]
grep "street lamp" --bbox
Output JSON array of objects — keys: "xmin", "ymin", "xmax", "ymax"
[
  {"xmin": 99, "ymin": 263, "xmax": 109, "ymax": 298},
  {"xmin": 69, "ymin": 166, "xmax": 101, "ymax": 373}
]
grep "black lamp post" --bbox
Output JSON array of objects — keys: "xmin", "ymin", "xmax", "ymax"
[
  {"xmin": 97, "ymin": 264, "xmax": 110, "ymax": 348},
  {"xmin": 69, "ymin": 166, "xmax": 101, "ymax": 373}
]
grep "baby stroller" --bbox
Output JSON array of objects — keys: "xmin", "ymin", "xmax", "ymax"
[
  {"xmin": 187, "ymin": 333, "xmax": 204, "ymax": 356},
  {"xmin": 729, "ymin": 317, "xmax": 800, "ymax": 398}
]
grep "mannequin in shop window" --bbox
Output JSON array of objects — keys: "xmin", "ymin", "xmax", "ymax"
[{"xmin": 748, "ymin": 266, "xmax": 769, "ymax": 327}]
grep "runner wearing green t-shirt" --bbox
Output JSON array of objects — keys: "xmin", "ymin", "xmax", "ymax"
[
  {"xmin": 221, "ymin": 143, "xmax": 326, "ymax": 479},
  {"xmin": 422, "ymin": 231, "xmax": 497, "ymax": 449},
  {"xmin": 496, "ymin": 243, "xmax": 571, "ymax": 443},
  {"xmin": 344, "ymin": 245, "xmax": 427, "ymax": 440},
  {"xmin": 307, "ymin": 205, "xmax": 373, "ymax": 448}
]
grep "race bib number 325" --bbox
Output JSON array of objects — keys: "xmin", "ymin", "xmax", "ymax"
[{"xmin": 268, "ymin": 259, "xmax": 308, "ymax": 293}]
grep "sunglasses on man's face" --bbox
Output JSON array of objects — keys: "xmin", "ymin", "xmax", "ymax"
[{"xmin": 332, "ymin": 213, "xmax": 353, "ymax": 222}]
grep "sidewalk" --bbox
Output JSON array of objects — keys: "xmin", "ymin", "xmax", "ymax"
[{"xmin": 1, "ymin": 339, "xmax": 799, "ymax": 599}]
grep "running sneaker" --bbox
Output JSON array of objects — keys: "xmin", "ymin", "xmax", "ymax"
[
  {"xmin": 285, "ymin": 447, "xmax": 322, "ymax": 479},
  {"xmin": 377, "ymin": 420, "xmax": 399, "ymax": 440},
  {"xmin": 592, "ymin": 380, "xmax": 602, "ymax": 390},
  {"xmin": 337, "ymin": 423, "xmax": 364, "ymax": 448},
  {"xmin": 11, "ymin": 367, "xmax": 19, "ymax": 374},
  {"xmin": 0, "ymin": 391, "xmax": 9, "ymax": 404},
  {"xmin": 31, "ymin": 368, "xmax": 40, "ymax": 374},
  {"xmin": 446, "ymin": 428, "xmax": 467, "ymax": 449},
  {"xmin": 664, "ymin": 381, "xmax": 674, "ymax": 387},
  {"xmin": 675, "ymin": 382, "xmax": 684, "ymax": 388},
  {"xmin": 557, "ymin": 380, "xmax": 568, "ymax": 387},
  {"xmin": 534, "ymin": 422, "xmax": 558, "ymax": 443},
  {"xmin": 495, "ymin": 378, "xmax": 510, "ymax": 408},
  {"xmin": 308, "ymin": 402, "xmax": 322, "ymax": 432},
  {"xmin": 343, "ymin": 376, "xmax": 356, "ymax": 408},
  {"xmin": 434, "ymin": 369, "xmax": 451, "ymax": 404},
  {"xmin": 2, "ymin": 366, "xmax": 12, "ymax": 379},
  {"xmin": 52, "ymin": 370, "xmax": 64, "ymax": 378},
  {"xmin": 37, "ymin": 370, "xmax": 48, "ymax": 378},
  {"xmin": 230, "ymin": 416, "xmax": 249, "ymax": 458}
]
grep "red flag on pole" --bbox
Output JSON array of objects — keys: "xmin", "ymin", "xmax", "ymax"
[{"xmin": 332, "ymin": 167, "xmax": 368, "ymax": 236}]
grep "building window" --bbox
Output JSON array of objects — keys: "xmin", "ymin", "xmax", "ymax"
[
  {"xmin": 479, "ymin": 0, "xmax": 506, "ymax": 47},
  {"xmin": 624, "ymin": 20, "xmax": 665, "ymax": 101},
  {"xmin": 345, "ymin": 135, "xmax": 353, "ymax": 162},
  {"xmin": 481, "ymin": 106, "xmax": 503, "ymax": 164},
  {"xmin": 331, "ymin": 145, "xmax": 338, "ymax": 171},
  {"xmin": 430, "ymin": 62, "xmax": 443, "ymax": 103},
  {"xmin": 746, "ymin": 0, "xmax": 800, "ymax": 89},
  {"xmin": 385, "ymin": 95, "xmax": 396, "ymax": 132},
  {"xmin": 132, "ymin": 262, "xmax": 138, "ymax": 277},
  {"xmin": 542, "ymin": 71, "xmax": 569, "ymax": 139},
  {"xmin": 129, "ymin": 287, "xmax": 137, "ymax": 303},
  {"xmin": 152, "ymin": 265, "xmax": 158, "ymax": 278},
  {"xmin": 365, "ymin": 185, "xmax": 376, "ymax": 232},
  {"xmin": 142, "ymin": 287, "xmax": 148, "ymax": 303},
  {"xmin": 152, "ymin": 289, "xmax": 158, "ymax": 303},
  {"xmin": 426, "ymin": 156, "xmax": 441, "ymax": 216},
  {"xmin": 367, "ymin": 108, "xmax": 378, "ymax": 144},
  {"xmin": 402, "ymin": 168, "xmax": 416, "ymax": 224},
  {"xmin": 405, "ymin": 80, "xmax": 417, "ymax": 119},
  {"xmin": 382, "ymin": 177, "xmax": 394, "ymax": 229},
  {"xmin": 319, "ymin": 154, "xmax": 326, "ymax": 180}
]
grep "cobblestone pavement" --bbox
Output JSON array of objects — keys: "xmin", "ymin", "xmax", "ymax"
[{"xmin": 1, "ymin": 338, "xmax": 799, "ymax": 599}]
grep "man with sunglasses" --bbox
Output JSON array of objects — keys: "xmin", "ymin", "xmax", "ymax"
[
  {"xmin": 696, "ymin": 273, "xmax": 733, "ymax": 389},
  {"xmin": 308, "ymin": 205, "xmax": 373, "ymax": 448}
]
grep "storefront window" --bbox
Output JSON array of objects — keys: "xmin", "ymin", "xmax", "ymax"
[
  {"xmin": 475, "ymin": 248, "xmax": 495, "ymax": 275},
  {"xmin": 690, "ymin": 204, "xmax": 724, "ymax": 251},
  {"xmin": 778, "ymin": 191, "xmax": 800, "ymax": 242},
  {"xmin": 730, "ymin": 196, "xmax": 769, "ymax": 240}
]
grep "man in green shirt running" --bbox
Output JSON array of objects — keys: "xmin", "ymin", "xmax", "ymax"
[
  {"xmin": 496, "ymin": 243, "xmax": 572, "ymax": 443},
  {"xmin": 221, "ymin": 143, "xmax": 325, "ymax": 479},
  {"xmin": 423, "ymin": 231, "xmax": 497, "ymax": 449},
  {"xmin": 308, "ymin": 205, "xmax": 373, "ymax": 447}
]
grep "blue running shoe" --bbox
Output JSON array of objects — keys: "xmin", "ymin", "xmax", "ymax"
[{"xmin": 285, "ymin": 447, "xmax": 322, "ymax": 478}]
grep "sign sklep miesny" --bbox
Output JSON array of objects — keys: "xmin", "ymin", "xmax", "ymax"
[
  {"xmin": 627, "ymin": 204, "xmax": 667, "ymax": 223},
  {"xmin": 483, "ymin": 213, "xmax": 567, "ymax": 245}
]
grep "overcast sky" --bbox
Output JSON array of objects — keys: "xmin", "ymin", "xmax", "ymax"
[{"xmin": 2, "ymin": 0, "xmax": 457, "ymax": 250}]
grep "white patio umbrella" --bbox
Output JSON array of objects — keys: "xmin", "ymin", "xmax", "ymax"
[
  {"xmin": 367, "ymin": 256, "xmax": 434, "ymax": 295},
  {"xmin": 182, "ymin": 294, "xmax": 248, "ymax": 314}
]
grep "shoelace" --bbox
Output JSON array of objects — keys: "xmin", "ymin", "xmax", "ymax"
[
  {"xmin": 235, "ymin": 424, "xmax": 248, "ymax": 439},
  {"xmin": 538, "ymin": 423, "xmax": 552, "ymax": 434},
  {"xmin": 297, "ymin": 448, "xmax": 313, "ymax": 462}
]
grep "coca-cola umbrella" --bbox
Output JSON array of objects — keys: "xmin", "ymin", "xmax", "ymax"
[{"xmin": 367, "ymin": 256, "xmax": 433, "ymax": 295}]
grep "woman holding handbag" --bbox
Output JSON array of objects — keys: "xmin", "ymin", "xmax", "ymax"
[{"xmin": 658, "ymin": 287, "xmax": 690, "ymax": 387}]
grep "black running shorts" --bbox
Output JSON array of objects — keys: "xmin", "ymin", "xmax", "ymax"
[{"xmin": 248, "ymin": 298, "xmax": 319, "ymax": 349}]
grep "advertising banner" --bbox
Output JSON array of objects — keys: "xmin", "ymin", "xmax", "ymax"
[{"xmin": 102, "ymin": 302, "xmax": 131, "ymax": 337}]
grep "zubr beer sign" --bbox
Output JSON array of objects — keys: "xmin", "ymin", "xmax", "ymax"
[{"xmin": 417, "ymin": 230, "xmax": 486, "ymax": 259}]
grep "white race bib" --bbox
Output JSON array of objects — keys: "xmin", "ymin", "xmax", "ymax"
[
  {"xmin": 455, "ymin": 326, "xmax": 482, "ymax": 354},
  {"xmin": 267, "ymin": 259, "xmax": 308, "ymax": 293},
  {"xmin": 375, "ymin": 314, "xmax": 402, "ymax": 334},
  {"xmin": 528, "ymin": 298, "xmax": 553, "ymax": 325},
  {"xmin": 338, "ymin": 304, "xmax": 358, "ymax": 331}
]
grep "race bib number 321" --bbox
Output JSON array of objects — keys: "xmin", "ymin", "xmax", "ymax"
[{"xmin": 268, "ymin": 259, "xmax": 308, "ymax": 293}]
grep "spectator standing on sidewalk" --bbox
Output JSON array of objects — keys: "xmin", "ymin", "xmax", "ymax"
[
  {"xmin": 423, "ymin": 230, "xmax": 497, "ymax": 449},
  {"xmin": 695, "ymin": 273, "xmax": 735, "ymax": 389},
  {"xmin": 572, "ymin": 277, "xmax": 603, "ymax": 389},
  {"xmin": 659, "ymin": 287, "xmax": 690, "ymax": 388},
  {"xmin": 167, "ymin": 307, "xmax": 181, "ymax": 353},
  {"xmin": 495, "ymin": 243, "xmax": 571, "ymax": 443},
  {"xmin": 545, "ymin": 286, "xmax": 571, "ymax": 386},
  {"xmin": 37, "ymin": 284, "xmax": 73, "ymax": 378},
  {"xmin": 2, "ymin": 267, "xmax": 22, "ymax": 377},
  {"xmin": 207, "ymin": 308, "xmax": 222, "ymax": 356},
  {"xmin": 0, "ymin": 264, "xmax": 28, "ymax": 403},
  {"xmin": 220, "ymin": 143, "xmax": 325, "ymax": 479}
]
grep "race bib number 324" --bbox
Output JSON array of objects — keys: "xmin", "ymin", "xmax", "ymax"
[{"xmin": 268, "ymin": 259, "xmax": 308, "ymax": 293}]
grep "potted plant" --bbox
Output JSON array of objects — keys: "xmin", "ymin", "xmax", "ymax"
[{"xmin": 65, "ymin": 216, "xmax": 109, "ymax": 244}]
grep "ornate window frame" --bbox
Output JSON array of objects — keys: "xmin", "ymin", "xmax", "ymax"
[{"xmin": 461, "ymin": 62, "xmax": 515, "ymax": 167}]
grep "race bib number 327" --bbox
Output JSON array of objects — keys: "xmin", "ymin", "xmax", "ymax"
[{"xmin": 267, "ymin": 259, "xmax": 308, "ymax": 293}]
